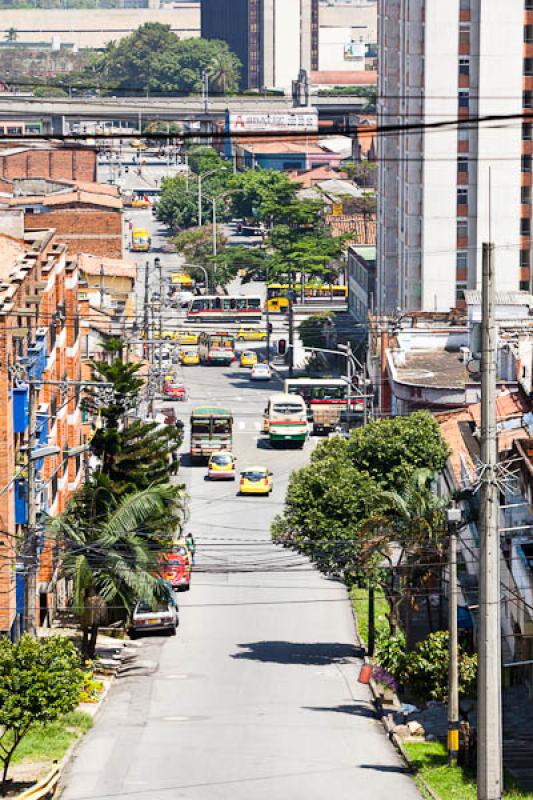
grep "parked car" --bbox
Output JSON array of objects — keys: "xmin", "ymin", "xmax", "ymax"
[
  {"xmin": 250, "ymin": 363, "xmax": 272, "ymax": 381},
  {"xmin": 130, "ymin": 598, "xmax": 178, "ymax": 637},
  {"xmin": 159, "ymin": 546, "xmax": 191, "ymax": 591}
]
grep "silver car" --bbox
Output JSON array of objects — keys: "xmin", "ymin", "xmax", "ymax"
[{"xmin": 130, "ymin": 599, "xmax": 178, "ymax": 637}]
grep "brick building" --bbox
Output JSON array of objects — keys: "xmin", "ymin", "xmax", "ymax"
[
  {"xmin": 0, "ymin": 218, "xmax": 84, "ymax": 636},
  {"xmin": 0, "ymin": 142, "xmax": 97, "ymax": 188},
  {"xmin": 8, "ymin": 188, "xmax": 124, "ymax": 258}
]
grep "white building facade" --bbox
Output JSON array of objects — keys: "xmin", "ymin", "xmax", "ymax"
[{"xmin": 377, "ymin": 0, "xmax": 526, "ymax": 314}]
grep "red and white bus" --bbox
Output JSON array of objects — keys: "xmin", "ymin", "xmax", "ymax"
[
  {"xmin": 284, "ymin": 378, "xmax": 363, "ymax": 417},
  {"xmin": 187, "ymin": 295, "xmax": 262, "ymax": 323},
  {"xmin": 198, "ymin": 332, "xmax": 236, "ymax": 366}
]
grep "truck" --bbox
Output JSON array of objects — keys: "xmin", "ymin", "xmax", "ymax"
[
  {"xmin": 190, "ymin": 406, "xmax": 233, "ymax": 461},
  {"xmin": 311, "ymin": 405, "xmax": 342, "ymax": 435}
]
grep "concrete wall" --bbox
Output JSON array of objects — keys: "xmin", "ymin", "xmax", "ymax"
[
  {"xmin": 319, "ymin": 2, "xmax": 377, "ymax": 44},
  {"xmin": 0, "ymin": 5, "xmax": 200, "ymax": 48}
]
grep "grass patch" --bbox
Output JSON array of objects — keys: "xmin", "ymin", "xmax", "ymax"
[
  {"xmin": 12, "ymin": 712, "xmax": 93, "ymax": 765},
  {"xmin": 403, "ymin": 741, "xmax": 533, "ymax": 800},
  {"xmin": 351, "ymin": 586, "xmax": 389, "ymax": 646}
]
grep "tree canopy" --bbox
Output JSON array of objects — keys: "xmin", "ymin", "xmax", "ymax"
[
  {"xmin": 79, "ymin": 25, "xmax": 241, "ymax": 96},
  {"xmin": 0, "ymin": 635, "xmax": 84, "ymax": 786}
]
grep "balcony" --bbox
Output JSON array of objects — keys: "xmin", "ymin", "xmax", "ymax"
[
  {"xmin": 14, "ymin": 478, "xmax": 27, "ymax": 525},
  {"xmin": 13, "ymin": 386, "xmax": 29, "ymax": 433}
]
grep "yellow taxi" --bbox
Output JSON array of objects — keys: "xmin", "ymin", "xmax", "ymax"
[
  {"xmin": 131, "ymin": 198, "xmax": 151, "ymax": 208},
  {"xmin": 240, "ymin": 350, "xmax": 258, "ymax": 368},
  {"xmin": 178, "ymin": 331, "xmax": 199, "ymax": 346},
  {"xmin": 237, "ymin": 327, "xmax": 267, "ymax": 342},
  {"xmin": 180, "ymin": 349, "xmax": 200, "ymax": 366},
  {"xmin": 207, "ymin": 451, "xmax": 237, "ymax": 480},
  {"xmin": 239, "ymin": 466, "xmax": 273, "ymax": 496}
]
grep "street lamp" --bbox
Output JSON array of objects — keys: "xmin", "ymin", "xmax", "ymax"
[
  {"xmin": 446, "ymin": 504, "xmax": 462, "ymax": 768},
  {"xmin": 198, "ymin": 166, "xmax": 229, "ymax": 227}
]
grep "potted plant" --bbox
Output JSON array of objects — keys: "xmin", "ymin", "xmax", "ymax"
[{"xmin": 372, "ymin": 666, "xmax": 398, "ymax": 704}]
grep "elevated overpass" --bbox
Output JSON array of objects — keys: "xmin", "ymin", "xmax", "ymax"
[{"xmin": 0, "ymin": 94, "xmax": 367, "ymax": 135}]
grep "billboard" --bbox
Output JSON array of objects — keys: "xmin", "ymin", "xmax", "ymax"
[{"xmin": 227, "ymin": 108, "xmax": 318, "ymax": 134}]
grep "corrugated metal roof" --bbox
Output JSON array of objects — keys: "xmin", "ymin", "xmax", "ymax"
[{"xmin": 464, "ymin": 290, "xmax": 533, "ymax": 305}]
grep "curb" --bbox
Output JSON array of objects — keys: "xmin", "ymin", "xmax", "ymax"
[
  {"xmin": 56, "ymin": 668, "xmax": 116, "ymax": 796},
  {"xmin": 349, "ymin": 596, "xmax": 441, "ymax": 800}
]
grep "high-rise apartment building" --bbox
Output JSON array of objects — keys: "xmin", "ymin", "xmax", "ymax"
[
  {"xmin": 201, "ymin": 0, "xmax": 319, "ymax": 90},
  {"xmin": 377, "ymin": 1, "xmax": 525, "ymax": 313}
]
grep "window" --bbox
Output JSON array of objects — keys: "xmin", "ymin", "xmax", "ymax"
[
  {"xmin": 524, "ymin": 91, "xmax": 533, "ymax": 109},
  {"xmin": 459, "ymin": 58, "xmax": 470, "ymax": 77},
  {"xmin": 523, "ymin": 122, "xmax": 533, "ymax": 140},
  {"xmin": 457, "ymin": 156, "xmax": 469, "ymax": 174},
  {"xmin": 459, "ymin": 23, "xmax": 470, "ymax": 49},
  {"xmin": 527, "ymin": 0, "xmax": 533, "ymax": 9},
  {"xmin": 456, "ymin": 252, "xmax": 468, "ymax": 269},
  {"xmin": 457, "ymin": 188, "xmax": 468, "ymax": 205},
  {"xmin": 522, "ymin": 154, "xmax": 532, "ymax": 172},
  {"xmin": 520, "ymin": 280, "xmax": 530, "ymax": 291},
  {"xmin": 525, "ymin": 58, "xmax": 533, "ymax": 76},
  {"xmin": 460, "ymin": 0, "xmax": 470, "ymax": 9},
  {"xmin": 458, "ymin": 127, "xmax": 469, "ymax": 144},
  {"xmin": 458, "ymin": 90, "xmax": 470, "ymax": 109},
  {"xmin": 520, "ymin": 249, "xmax": 530, "ymax": 268},
  {"xmin": 522, "ymin": 185, "xmax": 532, "ymax": 204},
  {"xmin": 457, "ymin": 219, "xmax": 468, "ymax": 239},
  {"xmin": 456, "ymin": 284, "xmax": 467, "ymax": 302},
  {"xmin": 521, "ymin": 217, "xmax": 531, "ymax": 235},
  {"xmin": 525, "ymin": 25, "xmax": 533, "ymax": 43}
]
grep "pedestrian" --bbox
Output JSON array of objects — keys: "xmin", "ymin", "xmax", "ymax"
[{"xmin": 185, "ymin": 532, "xmax": 196, "ymax": 565}]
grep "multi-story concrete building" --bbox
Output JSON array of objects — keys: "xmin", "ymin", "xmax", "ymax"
[
  {"xmin": 0, "ymin": 214, "xmax": 84, "ymax": 636},
  {"xmin": 201, "ymin": 0, "xmax": 319, "ymax": 90},
  {"xmin": 377, "ymin": 0, "xmax": 524, "ymax": 314}
]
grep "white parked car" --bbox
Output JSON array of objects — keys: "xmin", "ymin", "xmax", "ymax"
[{"xmin": 250, "ymin": 363, "xmax": 272, "ymax": 381}]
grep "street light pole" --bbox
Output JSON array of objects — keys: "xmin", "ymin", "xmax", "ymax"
[
  {"xmin": 212, "ymin": 196, "xmax": 217, "ymax": 257},
  {"xmin": 23, "ymin": 381, "xmax": 38, "ymax": 636},
  {"xmin": 447, "ymin": 505, "xmax": 462, "ymax": 767}
]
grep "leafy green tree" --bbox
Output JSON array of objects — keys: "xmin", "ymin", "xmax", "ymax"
[
  {"xmin": 186, "ymin": 146, "xmax": 228, "ymax": 178},
  {"xmin": 156, "ymin": 176, "xmax": 200, "ymax": 230},
  {"xmin": 89, "ymin": 341, "xmax": 182, "ymax": 495},
  {"xmin": 228, "ymin": 169, "xmax": 299, "ymax": 222},
  {"xmin": 0, "ymin": 635, "xmax": 83, "ymax": 788},
  {"xmin": 78, "ymin": 26, "xmax": 240, "ymax": 96},
  {"xmin": 174, "ymin": 226, "xmax": 239, "ymax": 290},
  {"xmin": 32, "ymin": 85, "xmax": 69, "ymax": 97},
  {"xmin": 298, "ymin": 312, "xmax": 334, "ymax": 350},
  {"xmin": 346, "ymin": 412, "xmax": 449, "ymax": 489},
  {"xmin": 52, "ymin": 482, "xmax": 177, "ymax": 658}
]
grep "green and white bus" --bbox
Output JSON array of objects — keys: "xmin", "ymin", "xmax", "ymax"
[{"xmin": 264, "ymin": 393, "xmax": 308, "ymax": 448}]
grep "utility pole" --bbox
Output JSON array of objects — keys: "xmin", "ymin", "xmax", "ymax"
[
  {"xmin": 288, "ymin": 274, "xmax": 294, "ymax": 377},
  {"xmin": 367, "ymin": 583, "xmax": 375, "ymax": 657},
  {"xmin": 23, "ymin": 381, "xmax": 37, "ymax": 636},
  {"xmin": 212, "ymin": 197, "xmax": 217, "ymax": 257},
  {"xmin": 143, "ymin": 259, "xmax": 150, "ymax": 360},
  {"xmin": 447, "ymin": 505, "xmax": 462, "ymax": 767},
  {"xmin": 198, "ymin": 176, "xmax": 203, "ymax": 227},
  {"xmin": 99, "ymin": 262, "xmax": 105, "ymax": 309},
  {"xmin": 478, "ymin": 241, "xmax": 502, "ymax": 800}
]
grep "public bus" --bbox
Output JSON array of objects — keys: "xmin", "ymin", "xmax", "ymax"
[
  {"xmin": 190, "ymin": 407, "xmax": 233, "ymax": 461},
  {"xmin": 284, "ymin": 378, "xmax": 363, "ymax": 426},
  {"xmin": 198, "ymin": 332, "xmax": 236, "ymax": 366},
  {"xmin": 187, "ymin": 295, "xmax": 262, "ymax": 323},
  {"xmin": 263, "ymin": 393, "xmax": 308, "ymax": 448},
  {"xmin": 131, "ymin": 227, "xmax": 151, "ymax": 252},
  {"xmin": 266, "ymin": 283, "xmax": 348, "ymax": 313}
]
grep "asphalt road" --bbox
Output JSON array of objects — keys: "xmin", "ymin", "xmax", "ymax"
[
  {"xmin": 61, "ymin": 348, "xmax": 420, "ymax": 800},
  {"xmin": 61, "ymin": 161, "xmax": 421, "ymax": 800}
]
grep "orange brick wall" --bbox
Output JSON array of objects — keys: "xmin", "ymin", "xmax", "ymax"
[
  {"xmin": 25, "ymin": 208, "xmax": 123, "ymax": 259},
  {"xmin": 0, "ymin": 148, "xmax": 97, "ymax": 182}
]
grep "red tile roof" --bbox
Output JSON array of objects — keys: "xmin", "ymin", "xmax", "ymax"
[{"xmin": 310, "ymin": 70, "xmax": 377, "ymax": 86}]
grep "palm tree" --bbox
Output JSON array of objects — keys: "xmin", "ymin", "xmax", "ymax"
[
  {"xmin": 5, "ymin": 28, "xmax": 17, "ymax": 43},
  {"xmin": 51, "ymin": 481, "xmax": 182, "ymax": 658},
  {"xmin": 359, "ymin": 469, "xmax": 448, "ymax": 635},
  {"xmin": 207, "ymin": 51, "xmax": 239, "ymax": 94}
]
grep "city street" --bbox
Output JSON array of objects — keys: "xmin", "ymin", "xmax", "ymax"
[{"xmin": 60, "ymin": 346, "xmax": 419, "ymax": 800}]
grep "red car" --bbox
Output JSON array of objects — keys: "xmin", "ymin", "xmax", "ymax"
[
  {"xmin": 163, "ymin": 382, "xmax": 188, "ymax": 401},
  {"xmin": 159, "ymin": 547, "xmax": 191, "ymax": 591}
]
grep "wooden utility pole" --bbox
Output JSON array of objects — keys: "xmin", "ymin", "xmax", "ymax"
[
  {"xmin": 23, "ymin": 381, "xmax": 37, "ymax": 636},
  {"xmin": 477, "ymin": 241, "xmax": 502, "ymax": 800}
]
